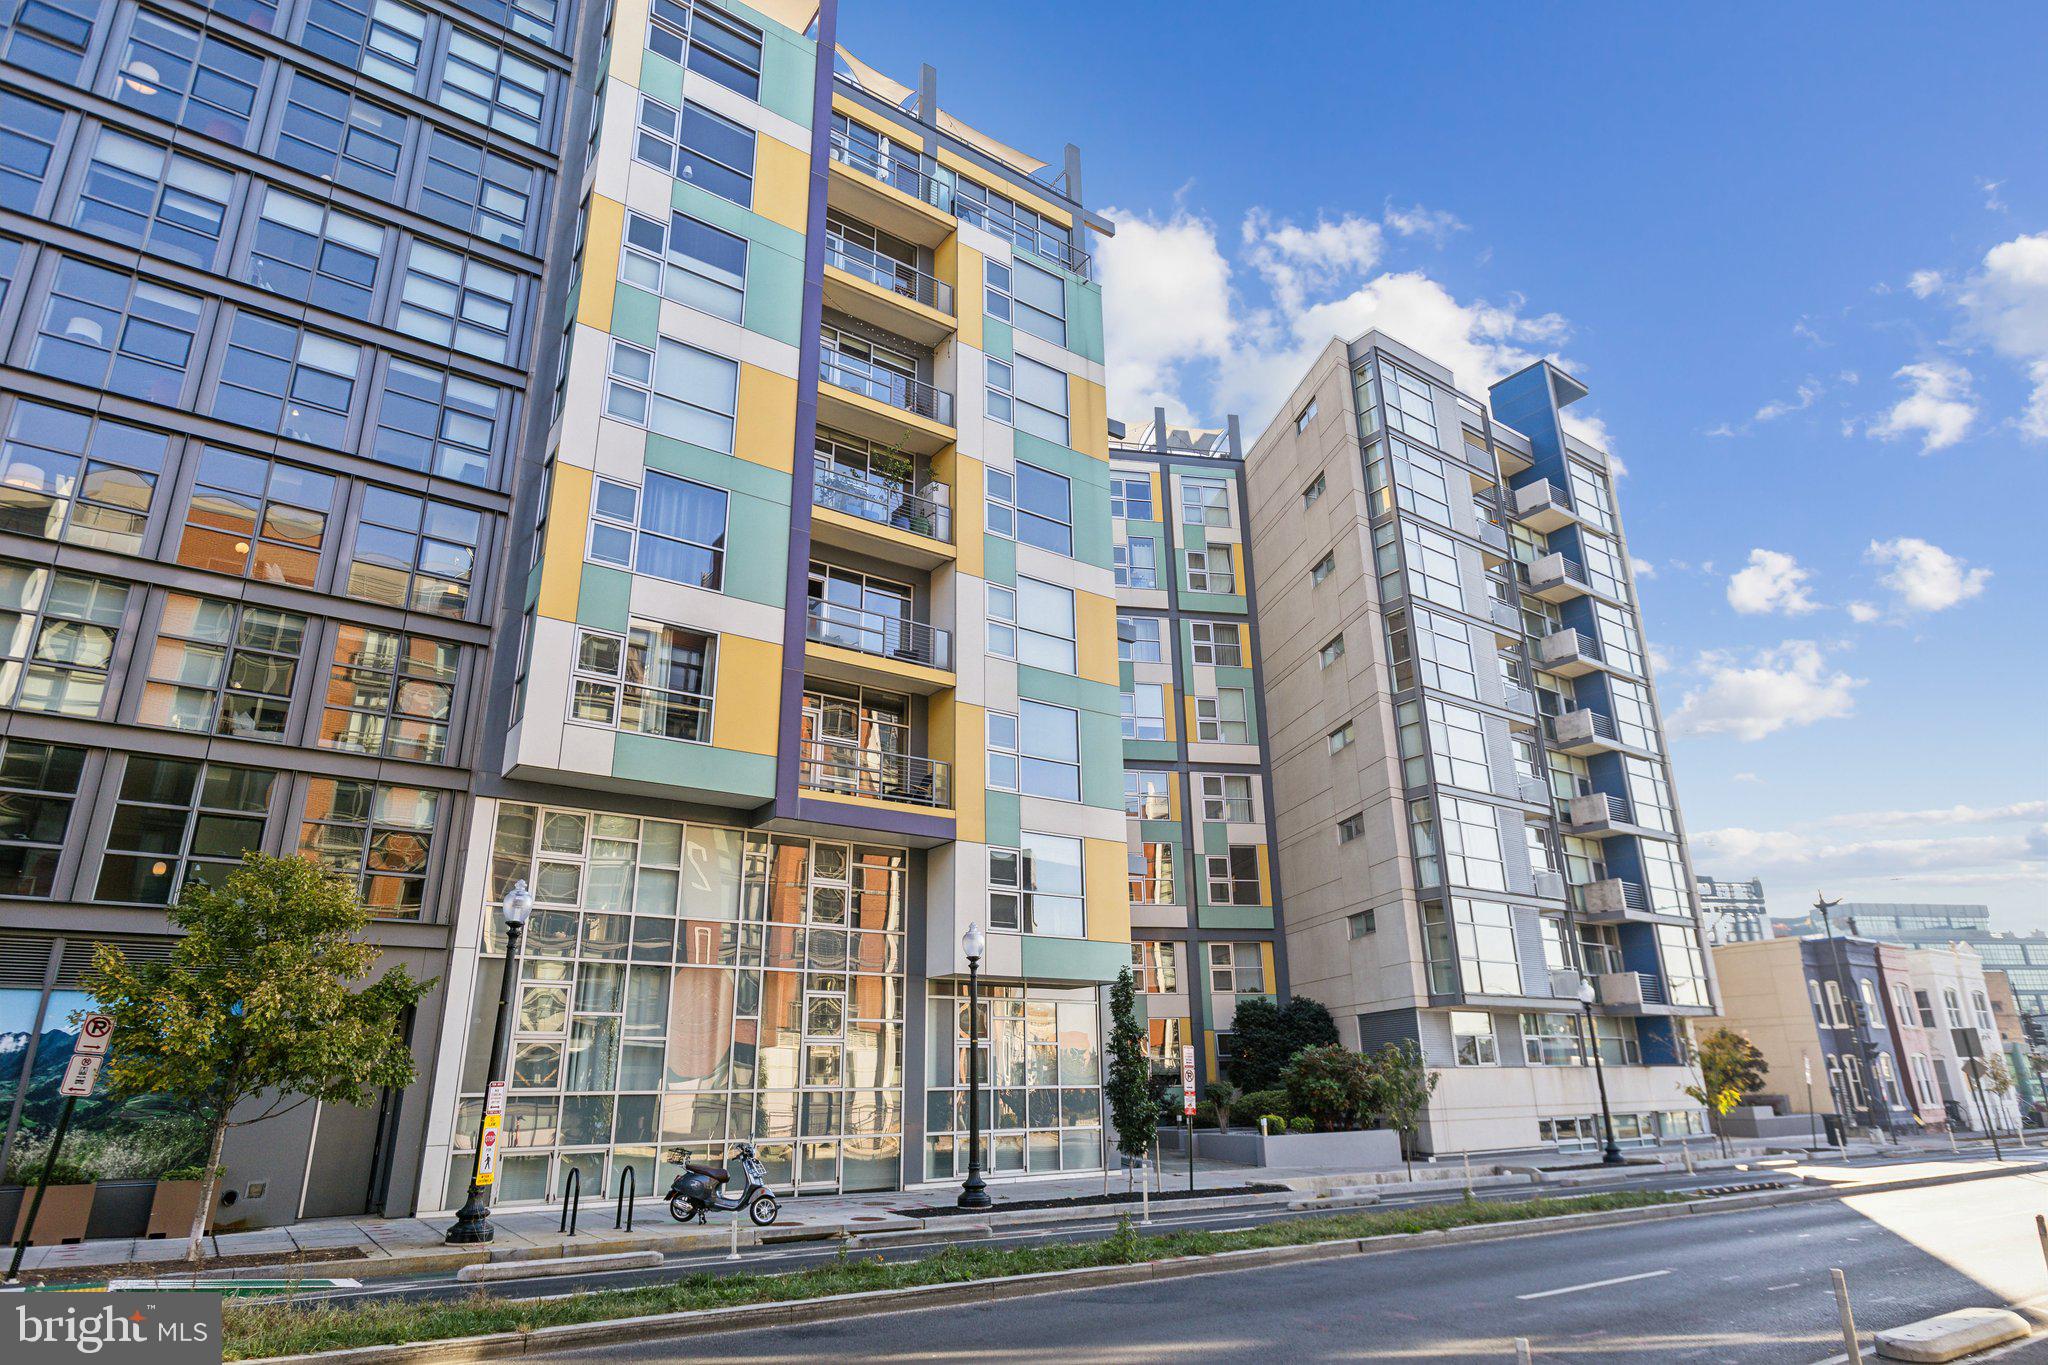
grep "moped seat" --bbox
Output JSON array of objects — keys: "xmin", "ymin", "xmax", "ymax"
[{"xmin": 686, "ymin": 1163, "xmax": 729, "ymax": 1183}]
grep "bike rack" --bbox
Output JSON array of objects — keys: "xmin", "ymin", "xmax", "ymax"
[
  {"xmin": 613, "ymin": 1164, "xmax": 636, "ymax": 1232},
  {"xmin": 559, "ymin": 1166, "xmax": 582, "ymax": 1236}
]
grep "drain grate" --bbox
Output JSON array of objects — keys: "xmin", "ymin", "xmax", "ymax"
[{"xmin": 1692, "ymin": 1180, "xmax": 1790, "ymax": 1197}]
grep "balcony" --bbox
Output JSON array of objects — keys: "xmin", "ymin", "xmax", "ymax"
[
  {"xmin": 1577, "ymin": 878, "xmax": 1694, "ymax": 927},
  {"xmin": 799, "ymin": 738, "xmax": 952, "ymax": 809},
  {"xmin": 1488, "ymin": 598, "xmax": 1524, "ymax": 640},
  {"xmin": 1514, "ymin": 480, "xmax": 1576, "ymax": 533},
  {"xmin": 1565, "ymin": 791, "xmax": 1637, "ymax": 839},
  {"xmin": 1595, "ymin": 970, "xmax": 1668, "ymax": 1011},
  {"xmin": 1530, "ymin": 869, "xmax": 1567, "ymax": 902},
  {"xmin": 1526, "ymin": 552, "xmax": 1592, "ymax": 603},
  {"xmin": 823, "ymin": 232, "xmax": 956, "ymax": 346},
  {"xmin": 810, "ymin": 465, "xmax": 954, "ymax": 568},
  {"xmin": 1549, "ymin": 708, "xmax": 1646, "ymax": 758},
  {"xmin": 805, "ymin": 598, "xmax": 953, "ymax": 692},
  {"xmin": 1536, "ymin": 628, "xmax": 1602, "ymax": 678},
  {"xmin": 1476, "ymin": 516, "xmax": 1509, "ymax": 558},
  {"xmin": 826, "ymin": 131, "xmax": 953, "ymax": 247},
  {"xmin": 818, "ymin": 346, "xmax": 954, "ymax": 454},
  {"xmin": 1500, "ymin": 684, "xmax": 1538, "ymax": 727}
]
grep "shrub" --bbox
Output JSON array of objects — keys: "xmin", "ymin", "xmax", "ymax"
[
  {"xmin": 1225, "ymin": 997, "xmax": 1341, "ymax": 1091},
  {"xmin": 1281, "ymin": 1044, "xmax": 1373, "ymax": 1131},
  {"xmin": 1287, "ymin": 1116, "xmax": 1315, "ymax": 1134},
  {"xmin": 1259, "ymin": 1114, "xmax": 1289, "ymax": 1133},
  {"xmin": 1240, "ymin": 1088, "xmax": 1291, "ymax": 1120}
]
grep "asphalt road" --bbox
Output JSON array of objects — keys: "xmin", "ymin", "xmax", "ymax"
[{"xmin": 516, "ymin": 1166, "xmax": 2048, "ymax": 1364}]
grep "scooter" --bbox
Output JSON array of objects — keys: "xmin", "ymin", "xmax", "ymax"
[{"xmin": 667, "ymin": 1142, "xmax": 781, "ymax": 1225}]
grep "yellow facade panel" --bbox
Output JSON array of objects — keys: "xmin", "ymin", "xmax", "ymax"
[
  {"xmin": 752, "ymin": 136, "xmax": 813, "ymax": 235},
  {"xmin": 537, "ymin": 464, "xmax": 593, "ymax": 621},
  {"xmin": 737, "ymin": 365, "xmax": 798, "ymax": 472},
  {"xmin": 713, "ymin": 635, "xmax": 782, "ymax": 755},
  {"xmin": 952, "ymin": 243, "xmax": 982, "ymax": 351},
  {"xmin": 1084, "ymin": 837, "xmax": 1133, "ymax": 943},
  {"xmin": 579, "ymin": 196, "xmax": 626, "ymax": 331},
  {"xmin": 1069, "ymin": 375, "xmax": 1108, "ymax": 460},
  {"xmin": 1075, "ymin": 589, "xmax": 1118, "ymax": 685}
]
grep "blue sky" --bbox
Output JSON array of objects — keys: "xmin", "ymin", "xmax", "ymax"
[{"xmin": 843, "ymin": 3, "xmax": 2048, "ymax": 930}]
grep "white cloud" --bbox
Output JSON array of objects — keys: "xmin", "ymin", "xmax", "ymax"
[
  {"xmin": 1956, "ymin": 232, "xmax": 2048, "ymax": 438},
  {"xmin": 1825, "ymin": 800, "xmax": 2047, "ymax": 829},
  {"xmin": 1980, "ymin": 177, "xmax": 2008, "ymax": 213},
  {"xmin": 1732, "ymin": 772, "xmax": 1762, "ymax": 784},
  {"xmin": 1846, "ymin": 600, "xmax": 1881, "ymax": 623},
  {"xmin": 1668, "ymin": 640, "xmax": 1863, "ymax": 742},
  {"xmin": 1864, "ymin": 536, "xmax": 1991, "ymax": 614},
  {"xmin": 1630, "ymin": 556, "xmax": 1657, "ymax": 580},
  {"xmin": 1382, "ymin": 202, "xmax": 1467, "ymax": 245},
  {"xmin": 1726, "ymin": 548, "xmax": 1821, "ymax": 616},
  {"xmin": 1907, "ymin": 270, "xmax": 1943, "ymax": 299},
  {"xmin": 1242, "ymin": 210, "xmax": 1386, "ymax": 313},
  {"xmin": 1096, "ymin": 207, "xmax": 1234, "ymax": 423},
  {"xmin": 1694, "ymin": 827, "xmax": 2038, "ymax": 877},
  {"xmin": 1867, "ymin": 360, "xmax": 1977, "ymax": 452},
  {"xmin": 1704, "ymin": 422, "xmax": 1741, "ymax": 438},
  {"xmin": 1754, "ymin": 380, "xmax": 1821, "ymax": 422}
]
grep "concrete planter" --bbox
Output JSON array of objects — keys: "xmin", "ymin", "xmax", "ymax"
[
  {"xmin": 11, "ymin": 1182, "xmax": 97, "ymax": 1245},
  {"xmin": 1162, "ymin": 1126, "xmax": 1405, "ymax": 1170},
  {"xmin": 147, "ymin": 1179, "xmax": 214, "ymax": 1239}
]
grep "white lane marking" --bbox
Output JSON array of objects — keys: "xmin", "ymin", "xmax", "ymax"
[
  {"xmin": 1516, "ymin": 1268, "xmax": 1672, "ymax": 1300},
  {"xmin": 1766, "ymin": 1282, "xmax": 1801, "ymax": 1291}
]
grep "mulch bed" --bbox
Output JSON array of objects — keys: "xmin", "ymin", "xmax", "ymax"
[{"xmin": 18, "ymin": 1245, "xmax": 367, "ymax": 1287}]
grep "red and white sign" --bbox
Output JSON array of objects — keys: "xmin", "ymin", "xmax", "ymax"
[
  {"xmin": 74, "ymin": 1013, "xmax": 114, "ymax": 1057},
  {"xmin": 484, "ymin": 1080, "xmax": 506, "ymax": 1116},
  {"xmin": 59, "ymin": 1053, "xmax": 103, "ymax": 1097},
  {"xmin": 1180, "ymin": 1045, "xmax": 1197, "ymax": 1117}
]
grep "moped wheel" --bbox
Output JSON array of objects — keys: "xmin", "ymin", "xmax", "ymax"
[
  {"xmin": 747, "ymin": 1195, "xmax": 780, "ymax": 1227},
  {"xmin": 669, "ymin": 1199, "xmax": 695, "ymax": 1223}
]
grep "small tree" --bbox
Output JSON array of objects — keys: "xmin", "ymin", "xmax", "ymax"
[
  {"xmin": 1684, "ymin": 1028, "xmax": 1769, "ymax": 1156},
  {"xmin": 1280, "ymin": 1045, "xmax": 1372, "ymax": 1131},
  {"xmin": 1224, "ymin": 996, "xmax": 1339, "ymax": 1091},
  {"xmin": 1208, "ymin": 1081, "xmax": 1243, "ymax": 1134},
  {"xmin": 1104, "ymin": 969, "xmax": 1155, "ymax": 1190},
  {"xmin": 84, "ymin": 854, "xmax": 433, "ymax": 1261},
  {"xmin": 1364, "ymin": 1041, "xmax": 1438, "ymax": 1174},
  {"xmin": 1978, "ymin": 1053, "xmax": 2017, "ymax": 1135}
]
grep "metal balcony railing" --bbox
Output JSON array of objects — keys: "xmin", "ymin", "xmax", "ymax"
[
  {"xmin": 1529, "ymin": 554, "xmax": 1588, "ymax": 591},
  {"xmin": 953, "ymin": 198, "xmax": 1094, "ymax": 278},
  {"xmin": 827, "ymin": 131, "xmax": 950, "ymax": 211},
  {"xmin": 1578, "ymin": 878, "xmax": 1650, "ymax": 916},
  {"xmin": 1551, "ymin": 708, "xmax": 1619, "ymax": 745},
  {"xmin": 819, "ymin": 348, "xmax": 954, "ymax": 426},
  {"xmin": 825, "ymin": 234, "xmax": 955, "ymax": 314},
  {"xmin": 799, "ymin": 739, "xmax": 951, "ymax": 808},
  {"xmin": 1539, "ymin": 628, "xmax": 1602, "ymax": 667},
  {"xmin": 1570, "ymin": 791, "xmax": 1634, "ymax": 829},
  {"xmin": 1514, "ymin": 479, "xmax": 1572, "ymax": 519},
  {"xmin": 812, "ymin": 467, "xmax": 952, "ymax": 542},
  {"xmin": 806, "ymin": 599, "xmax": 953, "ymax": 671}
]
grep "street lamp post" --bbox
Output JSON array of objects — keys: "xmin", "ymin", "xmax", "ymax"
[
  {"xmin": 1578, "ymin": 980, "xmax": 1625, "ymax": 1165},
  {"xmin": 447, "ymin": 880, "xmax": 533, "ymax": 1244},
  {"xmin": 958, "ymin": 923, "xmax": 991, "ymax": 1210}
]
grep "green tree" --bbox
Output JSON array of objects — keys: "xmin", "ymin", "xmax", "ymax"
[
  {"xmin": 1224, "ymin": 996, "xmax": 1339, "ymax": 1091},
  {"xmin": 84, "ymin": 854, "xmax": 433, "ymax": 1260},
  {"xmin": 1363, "ymin": 1041, "xmax": 1439, "ymax": 1172},
  {"xmin": 1684, "ymin": 1027, "xmax": 1769, "ymax": 1156},
  {"xmin": 1104, "ymin": 968, "xmax": 1155, "ymax": 1188},
  {"xmin": 1280, "ymin": 1044, "xmax": 1372, "ymax": 1131}
]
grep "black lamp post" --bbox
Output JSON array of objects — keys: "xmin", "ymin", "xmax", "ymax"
[
  {"xmin": 1578, "ymin": 979, "xmax": 1625, "ymax": 1165},
  {"xmin": 448, "ymin": 879, "xmax": 533, "ymax": 1244},
  {"xmin": 958, "ymin": 923, "xmax": 991, "ymax": 1209}
]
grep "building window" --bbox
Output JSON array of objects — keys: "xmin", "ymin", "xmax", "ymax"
[
  {"xmin": 1433, "ymin": 796, "xmax": 1507, "ymax": 891},
  {"xmin": 985, "ymin": 467, "xmax": 1016, "ymax": 539},
  {"xmin": 1132, "ymin": 940, "xmax": 1180, "ymax": 992},
  {"xmin": 1521, "ymin": 1013, "xmax": 1583, "ymax": 1067},
  {"xmin": 1189, "ymin": 621, "xmax": 1242, "ymax": 667},
  {"xmin": 320, "ymin": 625, "xmax": 458, "ymax": 762},
  {"xmin": 112, "ymin": 12, "xmax": 262, "ymax": 145},
  {"xmin": 418, "ymin": 131, "xmax": 537, "ymax": 249},
  {"xmin": 1972, "ymin": 990, "xmax": 1994, "ymax": 1032},
  {"xmin": 985, "ymin": 583, "xmax": 1017, "ymax": 659},
  {"xmin": 1319, "ymin": 635, "xmax": 1345, "ymax": 668},
  {"xmin": 371, "ymin": 359, "xmax": 502, "ymax": 484},
  {"xmin": 347, "ymin": 487, "xmax": 481, "ymax": 617},
  {"xmin": 1328, "ymin": 723, "xmax": 1355, "ymax": 754},
  {"xmin": 301, "ymin": 0, "xmax": 428, "ymax": 91},
  {"xmin": 1118, "ymin": 615, "xmax": 1162, "ymax": 663},
  {"xmin": 984, "ymin": 259, "xmax": 1012, "ymax": 323},
  {"xmin": 1348, "ymin": 908, "xmax": 1375, "ymax": 938},
  {"xmin": 647, "ymin": 0, "xmax": 763, "ymax": 100},
  {"xmin": 1130, "ymin": 842, "xmax": 1176, "ymax": 903},
  {"xmin": 1110, "ymin": 475, "xmax": 1152, "ymax": 521},
  {"xmin": 988, "ymin": 832, "xmax": 1084, "ymax": 936},
  {"xmin": 74, "ymin": 129, "xmax": 233, "ymax": 269},
  {"xmin": 0, "ymin": 400, "xmax": 167, "ymax": 555},
  {"xmin": 1294, "ymin": 400, "xmax": 1318, "ymax": 434},
  {"xmin": 1205, "ymin": 847, "xmax": 1260, "ymax": 905},
  {"xmin": 1310, "ymin": 552, "xmax": 1335, "ymax": 585},
  {"xmin": 1195, "ymin": 688, "xmax": 1249, "ymax": 743},
  {"xmin": 1114, "ymin": 537, "xmax": 1157, "ymax": 588},
  {"xmin": 95, "ymin": 756, "xmax": 274, "ymax": 904},
  {"xmin": 4, "ymin": 0, "xmax": 97, "ymax": 83},
  {"xmin": 1397, "ymin": 697, "xmax": 1490, "ymax": 791},
  {"xmin": 985, "ymin": 356, "xmax": 1012, "ymax": 423},
  {"xmin": 0, "ymin": 738, "xmax": 85, "ymax": 895},
  {"xmin": 1014, "ymin": 461, "xmax": 1073, "ymax": 555},
  {"xmin": 586, "ymin": 472, "xmax": 728, "ymax": 590},
  {"xmin": 1182, "ymin": 477, "xmax": 1230, "ymax": 527},
  {"xmin": 605, "ymin": 336, "xmax": 739, "ymax": 452},
  {"xmin": 985, "ymin": 709, "xmax": 1019, "ymax": 791},
  {"xmin": 176, "ymin": 446, "xmax": 333, "ymax": 586},
  {"xmin": 0, "ymin": 561, "xmax": 128, "ymax": 717},
  {"xmin": 1199, "ymin": 774, "xmax": 1253, "ymax": 823},
  {"xmin": 1012, "ymin": 355, "xmax": 1071, "ymax": 446},
  {"xmin": 1450, "ymin": 1010, "xmax": 1497, "ymax": 1066},
  {"xmin": 1337, "ymin": 812, "xmax": 1365, "ymax": 843},
  {"xmin": 1006, "ymin": 259, "xmax": 1067, "ymax": 346},
  {"xmin": 955, "ymin": 176, "xmax": 1075, "ymax": 268},
  {"xmin": 300, "ymin": 778, "xmax": 438, "ymax": 918},
  {"xmin": 1015, "ymin": 576, "xmax": 1076, "ymax": 673},
  {"xmin": 634, "ymin": 96, "xmax": 754, "ymax": 206},
  {"xmin": 569, "ymin": 623, "xmax": 715, "ymax": 741},
  {"xmin": 244, "ymin": 187, "xmax": 385, "ymax": 317},
  {"xmin": 0, "ymin": 91, "xmax": 63, "ymax": 212},
  {"xmin": 274, "ymin": 74, "xmax": 408, "ymax": 199},
  {"xmin": 138, "ymin": 595, "xmax": 305, "ymax": 740},
  {"xmin": 397, "ymin": 243, "xmax": 519, "ymax": 362},
  {"xmin": 1209, "ymin": 941, "xmax": 1263, "ymax": 995},
  {"xmin": 620, "ymin": 209, "xmax": 748, "ymax": 323},
  {"xmin": 1433, "ymin": 896, "xmax": 1521, "ymax": 996},
  {"xmin": 1124, "ymin": 770, "xmax": 1170, "ymax": 819},
  {"xmin": 438, "ymin": 30, "xmax": 548, "ymax": 144},
  {"xmin": 1018, "ymin": 700, "xmax": 1080, "ymax": 800},
  {"xmin": 1301, "ymin": 471, "xmax": 1325, "ymax": 508},
  {"xmin": 211, "ymin": 315, "xmax": 362, "ymax": 447},
  {"xmin": 1361, "ymin": 358, "xmax": 1439, "ymax": 447},
  {"xmin": 1121, "ymin": 682, "xmax": 1165, "ymax": 741},
  {"xmin": 1186, "ymin": 550, "xmax": 1235, "ymax": 594},
  {"xmin": 30, "ymin": 259, "xmax": 202, "ymax": 406}
]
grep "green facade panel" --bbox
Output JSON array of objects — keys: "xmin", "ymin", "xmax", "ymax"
[
  {"xmin": 615, "ymin": 734, "xmax": 776, "ymax": 799},
  {"xmin": 1020, "ymin": 934, "xmax": 1128, "ymax": 985},
  {"xmin": 1075, "ymin": 710, "xmax": 1125, "ymax": 811},
  {"xmin": 723, "ymin": 491, "xmax": 794, "ymax": 606},
  {"xmin": 1122, "ymin": 739, "xmax": 1178, "ymax": 765},
  {"xmin": 1062, "ymin": 276, "xmax": 1104, "ymax": 365},
  {"xmin": 982, "ymin": 317, "xmax": 1014, "ymax": 362},
  {"xmin": 982, "ymin": 532, "xmax": 1015, "ymax": 586},
  {"xmin": 610, "ymin": 282, "xmax": 661, "ymax": 346},
  {"xmin": 983, "ymin": 791, "xmax": 1021, "ymax": 849},
  {"xmin": 577, "ymin": 564, "xmax": 633, "ymax": 631},
  {"xmin": 637, "ymin": 52, "xmax": 684, "ymax": 107},
  {"xmin": 1179, "ymin": 589, "xmax": 1249, "ymax": 617},
  {"xmin": 740, "ymin": 3, "xmax": 818, "ymax": 126},
  {"xmin": 1199, "ymin": 906, "xmax": 1277, "ymax": 931}
]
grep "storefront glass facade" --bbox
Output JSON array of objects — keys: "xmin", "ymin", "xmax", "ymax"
[{"xmin": 923, "ymin": 981, "xmax": 1104, "ymax": 1181}]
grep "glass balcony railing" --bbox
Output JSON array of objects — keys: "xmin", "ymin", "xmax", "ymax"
[
  {"xmin": 819, "ymin": 347, "xmax": 954, "ymax": 426},
  {"xmin": 825, "ymin": 234, "xmax": 954, "ymax": 314},
  {"xmin": 811, "ymin": 466, "xmax": 951, "ymax": 542},
  {"xmin": 806, "ymin": 598, "xmax": 953, "ymax": 671},
  {"xmin": 799, "ymin": 738, "xmax": 951, "ymax": 808}
]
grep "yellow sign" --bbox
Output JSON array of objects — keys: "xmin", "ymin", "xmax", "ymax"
[{"xmin": 477, "ymin": 1113, "xmax": 503, "ymax": 1186}]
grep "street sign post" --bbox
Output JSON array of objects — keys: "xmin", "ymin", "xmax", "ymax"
[
  {"xmin": 74, "ymin": 1013, "xmax": 113, "ymax": 1056},
  {"xmin": 8, "ymin": 1021, "xmax": 114, "ymax": 1282},
  {"xmin": 59, "ymin": 1052, "xmax": 103, "ymax": 1097},
  {"xmin": 1180, "ymin": 1045, "xmax": 1197, "ymax": 1192}
]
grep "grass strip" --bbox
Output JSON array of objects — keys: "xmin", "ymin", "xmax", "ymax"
[{"xmin": 225, "ymin": 1190, "xmax": 1687, "ymax": 1360}]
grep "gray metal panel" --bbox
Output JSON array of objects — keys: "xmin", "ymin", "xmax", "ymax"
[{"xmin": 1356, "ymin": 1007, "xmax": 1422, "ymax": 1052}]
